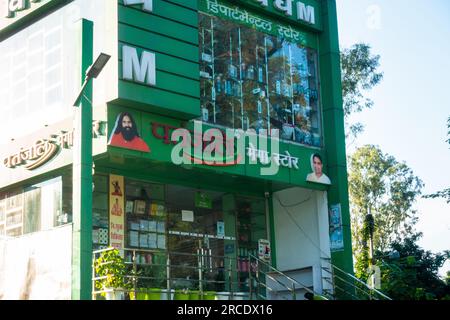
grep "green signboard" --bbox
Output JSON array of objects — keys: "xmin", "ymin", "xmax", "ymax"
[
  {"xmin": 226, "ymin": 0, "xmax": 322, "ymax": 31},
  {"xmin": 199, "ymin": 0, "xmax": 317, "ymax": 48},
  {"xmin": 107, "ymin": 105, "xmax": 330, "ymax": 190},
  {"xmin": 195, "ymin": 191, "xmax": 213, "ymax": 209}
]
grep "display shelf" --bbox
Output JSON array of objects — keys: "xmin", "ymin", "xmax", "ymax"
[
  {"xmin": 126, "ymin": 198, "xmax": 167, "ymax": 250},
  {"xmin": 92, "ymin": 208, "xmax": 108, "ymax": 229}
]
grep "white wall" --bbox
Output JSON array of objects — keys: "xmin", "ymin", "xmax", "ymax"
[
  {"xmin": 0, "ymin": 225, "xmax": 72, "ymax": 300},
  {"xmin": 272, "ymin": 187, "xmax": 331, "ymax": 292}
]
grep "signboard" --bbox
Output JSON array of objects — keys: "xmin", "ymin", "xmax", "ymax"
[
  {"xmin": 201, "ymin": 0, "xmax": 317, "ymax": 47},
  {"xmin": 109, "ymin": 175, "xmax": 125, "ymax": 250},
  {"xmin": 329, "ymin": 204, "xmax": 344, "ymax": 252},
  {"xmin": 195, "ymin": 191, "xmax": 213, "ymax": 209},
  {"xmin": 3, "ymin": 130, "xmax": 73, "ymax": 170},
  {"xmin": 108, "ymin": 108, "xmax": 330, "ymax": 190},
  {"xmin": 219, "ymin": 0, "xmax": 322, "ymax": 31},
  {"xmin": 0, "ymin": 118, "xmax": 75, "ymax": 189}
]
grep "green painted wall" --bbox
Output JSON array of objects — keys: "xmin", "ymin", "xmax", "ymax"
[{"xmin": 115, "ymin": 0, "xmax": 200, "ymax": 119}]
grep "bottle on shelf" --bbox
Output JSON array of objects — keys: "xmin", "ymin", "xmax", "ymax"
[
  {"xmin": 257, "ymin": 100, "xmax": 262, "ymax": 114},
  {"xmin": 225, "ymin": 80, "xmax": 233, "ymax": 96},
  {"xmin": 246, "ymin": 64, "xmax": 255, "ymax": 80},
  {"xmin": 243, "ymin": 112, "xmax": 249, "ymax": 130},
  {"xmin": 201, "ymin": 105, "xmax": 209, "ymax": 122},
  {"xmin": 215, "ymin": 75, "xmax": 222, "ymax": 94},
  {"xmin": 228, "ymin": 64, "xmax": 238, "ymax": 79},
  {"xmin": 211, "ymin": 86, "xmax": 216, "ymax": 101},
  {"xmin": 276, "ymin": 80, "xmax": 282, "ymax": 95},
  {"xmin": 258, "ymin": 66, "xmax": 264, "ymax": 83}
]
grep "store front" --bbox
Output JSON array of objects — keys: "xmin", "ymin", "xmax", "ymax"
[
  {"xmin": 121, "ymin": 179, "xmax": 267, "ymax": 293},
  {"xmin": 90, "ymin": 165, "xmax": 270, "ymax": 296},
  {"xmin": 1, "ymin": 0, "xmax": 353, "ymax": 300}
]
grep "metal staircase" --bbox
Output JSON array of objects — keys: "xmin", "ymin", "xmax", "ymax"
[
  {"xmin": 248, "ymin": 255, "xmax": 391, "ymax": 300},
  {"xmin": 320, "ymin": 258, "xmax": 391, "ymax": 300}
]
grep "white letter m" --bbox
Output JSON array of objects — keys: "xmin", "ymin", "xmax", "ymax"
[
  {"xmin": 123, "ymin": 0, "xmax": 153, "ymax": 12},
  {"xmin": 297, "ymin": 2, "xmax": 315, "ymax": 25},
  {"xmin": 123, "ymin": 45, "xmax": 156, "ymax": 86}
]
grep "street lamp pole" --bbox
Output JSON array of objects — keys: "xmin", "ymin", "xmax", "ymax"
[
  {"xmin": 367, "ymin": 207, "xmax": 375, "ymax": 266},
  {"xmin": 72, "ymin": 18, "xmax": 110, "ymax": 301}
]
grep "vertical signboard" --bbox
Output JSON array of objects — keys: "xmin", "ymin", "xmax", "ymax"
[
  {"xmin": 329, "ymin": 204, "xmax": 344, "ymax": 252},
  {"xmin": 109, "ymin": 174, "xmax": 125, "ymax": 250},
  {"xmin": 258, "ymin": 239, "xmax": 271, "ymax": 262}
]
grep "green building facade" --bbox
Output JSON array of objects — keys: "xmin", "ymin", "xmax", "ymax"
[{"xmin": 0, "ymin": 0, "xmax": 353, "ymax": 300}]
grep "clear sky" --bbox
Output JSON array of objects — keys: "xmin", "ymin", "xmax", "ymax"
[{"xmin": 336, "ymin": 0, "xmax": 450, "ymax": 276}]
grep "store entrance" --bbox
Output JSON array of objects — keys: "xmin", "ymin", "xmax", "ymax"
[
  {"xmin": 166, "ymin": 185, "xmax": 227, "ymax": 291},
  {"xmin": 122, "ymin": 178, "xmax": 268, "ymax": 294}
]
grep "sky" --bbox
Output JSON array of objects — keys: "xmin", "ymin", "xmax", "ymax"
[{"xmin": 336, "ymin": 0, "xmax": 450, "ymax": 276}]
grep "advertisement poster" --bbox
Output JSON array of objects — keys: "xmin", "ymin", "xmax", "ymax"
[
  {"xmin": 109, "ymin": 175, "xmax": 125, "ymax": 250},
  {"xmin": 329, "ymin": 204, "xmax": 344, "ymax": 252},
  {"xmin": 258, "ymin": 239, "xmax": 271, "ymax": 262}
]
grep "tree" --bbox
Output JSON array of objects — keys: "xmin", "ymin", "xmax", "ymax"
[
  {"xmin": 340, "ymin": 43, "xmax": 383, "ymax": 139},
  {"xmin": 375, "ymin": 235, "xmax": 450, "ymax": 300},
  {"xmin": 348, "ymin": 145, "xmax": 424, "ymax": 278},
  {"xmin": 424, "ymin": 116, "xmax": 450, "ymax": 203}
]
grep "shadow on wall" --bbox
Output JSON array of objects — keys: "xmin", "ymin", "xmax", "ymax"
[{"xmin": 20, "ymin": 255, "xmax": 37, "ymax": 300}]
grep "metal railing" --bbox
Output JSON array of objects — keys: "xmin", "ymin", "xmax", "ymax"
[
  {"xmin": 92, "ymin": 248, "xmax": 390, "ymax": 300},
  {"xmin": 92, "ymin": 247, "xmax": 254, "ymax": 300},
  {"xmin": 248, "ymin": 254, "xmax": 323, "ymax": 300},
  {"xmin": 321, "ymin": 259, "xmax": 391, "ymax": 300}
]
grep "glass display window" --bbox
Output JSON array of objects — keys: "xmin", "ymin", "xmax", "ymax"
[
  {"xmin": 199, "ymin": 12, "xmax": 322, "ymax": 147},
  {"xmin": 119, "ymin": 177, "xmax": 269, "ymax": 293}
]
